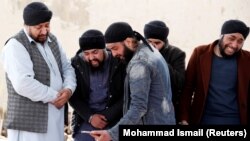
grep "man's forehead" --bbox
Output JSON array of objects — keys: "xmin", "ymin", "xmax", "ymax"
[
  {"xmin": 106, "ymin": 42, "xmax": 122, "ymax": 48},
  {"xmin": 224, "ymin": 33, "xmax": 244, "ymax": 39},
  {"xmin": 83, "ymin": 49, "xmax": 101, "ymax": 53}
]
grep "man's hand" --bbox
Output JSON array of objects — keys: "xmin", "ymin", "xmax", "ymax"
[
  {"xmin": 179, "ymin": 120, "xmax": 189, "ymax": 125},
  {"xmin": 90, "ymin": 130, "xmax": 112, "ymax": 141},
  {"xmin": 89, "ymin": 114, "xmax": 108, "ymax": 129},
  {"xmin": 52, "ymin": 88, "xmax": 72, "ymax": 109}
]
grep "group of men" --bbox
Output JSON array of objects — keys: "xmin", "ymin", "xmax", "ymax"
[{"xmin": 1, "ymin": 2, "xmax": 249, "ymax": 141}]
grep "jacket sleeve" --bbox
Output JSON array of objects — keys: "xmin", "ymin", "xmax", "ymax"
[
  {"xmin": 68, "ymin": 62, "xmax": 93, "ymax": 122},
  {"xmin": 166, "ymin": 47, "xmax": 186, "ymax": 95},
  {"xmin": 100, "ymin": 95, "xmax": 123, "ymax": 123},
  {"xmin": 179, "ymin": 48, "xmax": 198, "ymax": 122}
]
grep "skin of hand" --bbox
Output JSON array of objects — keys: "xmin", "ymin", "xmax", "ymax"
[
  {"xmin": 90, "ymin": 130, "xmax": 112, "ymax": 141},
  {"xmin": 52, "ymin": 88, "xmax": 72, "ymax": 109},
  {"xmin": 179, "ymin": 120, "xmax": 189, "ymax": 125},
  {"xmin": 90, "ymin": 114, "xmax": 108, "ymax": 129}
]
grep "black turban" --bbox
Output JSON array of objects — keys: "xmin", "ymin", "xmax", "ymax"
[
  {"xmin": 104, "ymin": 22, "xmax": 134, "ymax": 43},
  {"xmin": 221, "ymin": 19, "xmax": 249, "ymax": 39},
  {"xmin": 79, "ymin": 29, "xmax": 105, "ymax": 51},
  {"xmin": 144, "ymin": 20, "xmax": 169, "ymax": 42},
  {"xmin": 23, "ymin": 2, "xmax": 52, "ymax": 26}
]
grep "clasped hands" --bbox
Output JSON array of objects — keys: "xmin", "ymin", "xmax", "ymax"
[{"xmin": 51, "ymin": 88, "xmax": 72, "ymax": 109}]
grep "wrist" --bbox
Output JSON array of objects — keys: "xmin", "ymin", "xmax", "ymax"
[{"xmin": 65, "ymin": 88, "xmax": 72, "ymax": 97}]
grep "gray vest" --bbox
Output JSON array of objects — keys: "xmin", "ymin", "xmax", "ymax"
[{"xmin": 4, "ymin": 30, "xmax": 62, "ymax": 133}]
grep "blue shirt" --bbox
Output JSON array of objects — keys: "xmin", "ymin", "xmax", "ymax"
[
  {"xmin": 201, "ymin": 54, "xmax": 240, "ymax": 125},
  {"xmin": 89, "ymin": 52, "xmax": 111, "ymax": 112}
]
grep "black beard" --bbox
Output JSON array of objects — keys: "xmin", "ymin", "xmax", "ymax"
[
  {"xmin": 89, "ymin": 59, "xmax": 104, "ymax": 72},
  {"xmin": 123, "ymin": 44, "xmax": 134, "ymax": 63},
  {"xmin": 28, "ymin": 30, "xmax": 48, "ymax": 44},
  {"xmin": 218, "ymin": 37, "xmax": 239, "ymax": 59}
]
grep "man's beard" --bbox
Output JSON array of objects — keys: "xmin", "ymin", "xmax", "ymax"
[
  {"xmin": 36, "ymin": 35, "xmax": 48, "ymax": 43},
  {"xmin": 89, "ymin": 59, "xmax": 104, "ymax": 71},
  {"xmin": 123, "ymin": 44, "xmax": 134, "ymax": 63},
  {"xmin": 29, "ymin": 32, "xmax": 48, "ymax": 44},
  {"xmin": 218, "ymin": 37, "xmax": 239, "ymax": 58}
]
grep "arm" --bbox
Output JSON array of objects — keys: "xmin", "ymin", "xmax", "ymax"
[
  {"xmin": 49, "ymin": 40, "xmax": 76, "ymax": 109},
  {"xmin": 58, "ymin": 41, "xmax": 76, "ymax": 93},
  {"xmin": 100, "ymin": 97, "xmax": 123, "ymax": 123},
  {"xmin": 1, "ymin": 38, "xmax": 58, "ymax": 103},
  {"xmin": 68, "ymin": 62, "xmax": 93, "ymax": 122},
  {"xmin": 179, "ymin": 48, "xmax": 198, "ymax": 124},
  {"xmin": 68, "ymin": 69, "xmax": 107, "ymax": 129},
  {"xmin": 108, "ymin": 61, "xmax": 151, "ymax": 141},
  {"xmin": 167, "ymin": 48, "xmax": 186, "ymax": 93}
]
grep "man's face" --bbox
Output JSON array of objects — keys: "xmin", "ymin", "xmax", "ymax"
[
  {"xmin": 106, "ymin": 40, "xmax": 135, "ymax": 61},
  {"xmin": 219, "ymin": 33, "xmax": 244, "ymax": 57},
  {"xmin": 83, "ymin": 49, "xmax": 105, "ymax": 68},
  {"xmin": 147, "ymin": 38, "xmax": 165, "ymax": 50},
  {"xmin": 106, "ymin": 42, "xmax": 126, "ymax": 60},
  {"xmin": 27, "ymin": 22, "xmax": 50, "ymax": 43},
  {"xmin": 124, "ymin": 37, "xmax": 138, "ymax": 51}
]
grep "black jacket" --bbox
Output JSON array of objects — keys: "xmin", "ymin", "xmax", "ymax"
[
  {"xmin": 69, "ymin": 49, "xmax": 126, "ymax": 135},
  {"xmin": 160, "ymin": 43, "xmax": 186, "ymax": 121}
]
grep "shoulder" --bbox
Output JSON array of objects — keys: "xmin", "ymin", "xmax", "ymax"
[
  {"xmin": 166, "ymin": 45, "xmax": 186, "ymax": 57},
  {"xmin": 71, "ymin": 52, "xmax": 82, "ymax": 66},
  {"xmin": 239, "ymin": 49, "xmax": 250, "ymax": 58},
  {"xmin": 4, "ymin": 38, "xmax": 26, "ymax": 52},
  {"xmin": 168, "ymin": 45, "xmax": 184, "ymax": 53}
]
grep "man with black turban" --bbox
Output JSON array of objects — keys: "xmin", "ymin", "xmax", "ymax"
[
  {"xmin": 69, "ymin": 29, "xmax": 126, "ymax": 141},
  {"xmin": 144, "ymin": 20, "xmax": 186, "ymax": 123},
  {"xmin": 89, "ymin": 22, "xmax": 176, "ymax": 141},
  {"xmin": 1, "ymin": 2, "xmax": 76, "ymax": 141},
  {"xmin": 179, "ymin": 19, "xmax": 250, "ymax": 125}
]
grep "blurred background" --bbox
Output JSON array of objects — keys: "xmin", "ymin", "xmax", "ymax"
[{"xmin": 0, "ymin": 0, "xmax": 250, "ymax": 140}]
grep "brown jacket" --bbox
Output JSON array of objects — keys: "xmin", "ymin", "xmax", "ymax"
[{"xmin": 179, "ymin": 40, "xmax": 250, "ymax": 125}]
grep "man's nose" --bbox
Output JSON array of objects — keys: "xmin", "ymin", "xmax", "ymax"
[
  {"xmin": 231, "ymin": 40, "xmax": 240, "ymax": 48},
  {"xmin": 89, "ymin": 54, "xmax": 95, "ymax": 60},
  {"xmin": 41, "ymin": 27, "xmax": 48, "ymax": 34},
  {"xmin": 112, "ymin": 52, "xmax": 117, "ymax": 57}
]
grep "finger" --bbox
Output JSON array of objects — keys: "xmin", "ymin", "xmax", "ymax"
[
  {"xmin": 90, "ymin": 131, "xmax": 101, "ymax": 137},
  {"xmin": 54, "ymin": 93, "xmax": 67, "ymax": 103},
  {"xmin": 90, "ymin": 132, "xmax": 100, "ymax": 140},
  {"xmin": 98, "ymin": 121, "xmax": 107, "ymax": 129},
  {"xmin": 99, "ymin": 115, "xmax": 107, "ymax": 121},
  {"xmin": 99, "ymin": 120, "xmax": 108, "ymax": 126}
]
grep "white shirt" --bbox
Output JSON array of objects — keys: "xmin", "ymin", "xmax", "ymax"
[{"xmin": 1, "ymin": 29, "xmax": 76, "ymax": 141}]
